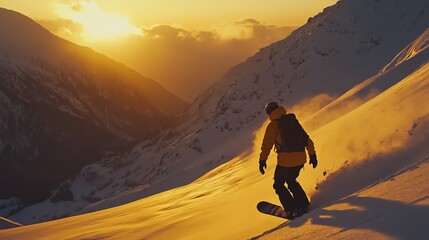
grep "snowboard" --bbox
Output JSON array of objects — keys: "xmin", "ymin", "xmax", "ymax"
[{"xmin": 257, "ymin": 201, "xmax": 292, "ymax": 220}]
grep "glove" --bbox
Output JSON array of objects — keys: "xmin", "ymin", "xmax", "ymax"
[
  {"xmin": 309, "ymin": 154, "xmax": 318, "ymax": 169},
  {"xmin": 259, "ymin": 160, "xmax": 267, "ymax": 175}
]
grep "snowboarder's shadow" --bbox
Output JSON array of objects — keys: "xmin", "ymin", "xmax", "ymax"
[
  {"xmin": 249, "ymin": 221, "xmax": 291, "ymax": 240},
  {"xmin": 251, "ymin": 195, "xmax": 429, "ymax": 239},
  {"xmin": 308, "ymin": 195, "xmax": 429, "ymax": 239}
]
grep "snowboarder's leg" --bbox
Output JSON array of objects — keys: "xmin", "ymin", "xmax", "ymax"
[
  {"xmin": 273, "ymin": 166, "xmax": 296, "ymax": 212},
  {"xmin": 285, "ymin": 165, "xmax": 310, "ymax": 215}
]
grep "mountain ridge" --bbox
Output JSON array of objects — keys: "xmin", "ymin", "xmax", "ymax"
[{"xmin": 0, "ymin": 7, "xmax": 188, "ymax": 206}]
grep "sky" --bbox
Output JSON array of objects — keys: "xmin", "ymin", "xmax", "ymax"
[{"xmin": 1, "ymin": 0, "xmax": 338, "ymax": 101}]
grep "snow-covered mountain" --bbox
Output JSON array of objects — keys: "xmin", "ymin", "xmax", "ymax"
[
  {"xmin": 304, "ymin": 27, "xmax": 429, "ymax": 132},
  {"xmin": 1, "ymin": 51, "xmax": 428, "ymax": 239},
  {"xmin": 0, "ymin": 8, "xmax": 188, "ymax": 208},
  {"xmin": 3, "ymin": 0, "xmax": 429, "ymax": 227}
]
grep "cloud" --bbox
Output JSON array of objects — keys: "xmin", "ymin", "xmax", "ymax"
[
  {"xmin": 112, "ymin": 21, "xmax": 295, "ymax": 101},
  {"xmin": 215, "ymin": 19, "xmax": 295, "ymax": 41},
  {"xmin": 143, "ymin": 19, "xmax": 294, "ymax": 42},
  {"xmin": 40, "ymin": 14, "xmax": 295, "ymax": 101},
  {"xmin": 53, "ymin": 0, "xmax": 142, "ymax": 42},
  {"xmin": 143, "ymin": 25, "xmax": 191, "ymax": 40},
  {"xmin": 38, "ymin": 18, "xmax": 84, "ymax": 43}
]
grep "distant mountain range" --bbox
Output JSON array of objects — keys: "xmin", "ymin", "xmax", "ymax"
[{"xmin": 0, "ymin": 8, "xmax": 188, "ymax": 205}]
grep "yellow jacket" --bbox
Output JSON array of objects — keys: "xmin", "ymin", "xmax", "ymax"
[{"xmin": 259, "ymin": 107, "xmax": 315, "ymax": 167}]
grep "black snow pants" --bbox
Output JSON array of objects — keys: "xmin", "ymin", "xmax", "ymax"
[{"xmin": 273, "ymin": 165, "xmax": 309, "ymax": 212}]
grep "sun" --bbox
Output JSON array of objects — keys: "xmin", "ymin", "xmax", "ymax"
[{"xmin": 55, "ymin": 0, "xmax": 142, "ymax": 42}]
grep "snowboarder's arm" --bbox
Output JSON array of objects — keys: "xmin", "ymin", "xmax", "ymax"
[
  {"xmin": 306, "ymin": 138, "xmax": 316, "ymax": 156},
  {"xmin": 259, "ymin": 123, "xmax": 277, "ymax": 161},
  {"xmin": 307, "ymin": 138, "xmax": 318, "ymax": 168}
]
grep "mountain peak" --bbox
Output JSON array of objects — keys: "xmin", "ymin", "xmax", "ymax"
[{"xmin": 0, "ymin": 8, "xmax": 59, "ymax": 58}]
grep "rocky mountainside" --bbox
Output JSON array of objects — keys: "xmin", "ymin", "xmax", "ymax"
[
  {"xmin": 4, "ymin": 0, "xmax": 429, "ymax": 223},
  {"xmin": 0, "ymin": 8, "xmax": 188, "ymax": 205}
]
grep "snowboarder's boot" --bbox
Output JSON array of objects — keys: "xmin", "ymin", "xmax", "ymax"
[
  {"xmin": 278, "ymin": 210, "xmax": 295, "ymax": 220},
  {"xmin": 293, "ymin": 204, "xmax": 310, "ymax": 218}
]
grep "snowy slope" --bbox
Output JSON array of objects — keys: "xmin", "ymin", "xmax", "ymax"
[
  {"xmin": 0, "ymin": 59, "xmax": 428, "ymax": 238},
  {"xmin": 381, "ymin": 28, "xmax": 429, "ymax": 73},
  {"xmin": 256, "ymin": 157, "xmax": 429, "ymax": 240},
  {"xmin": 304, "ymin": 27, "xmax": 429, "ymax": 132},
  {"xmin": 0, "ymin": 217, "xmax": 22, "ymax": 230},
  {"xmin": 6, "ymin": 0, "xmax": 428, "ymax": 224}
]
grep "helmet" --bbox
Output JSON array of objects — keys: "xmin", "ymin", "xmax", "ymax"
[{"xmin": 265, "ymin": 101, "xmax": 279, "ymax": 115}]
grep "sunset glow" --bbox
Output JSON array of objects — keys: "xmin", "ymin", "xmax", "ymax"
[
  {"xmin": 0, "ymin": 0, "xmax": 337, "ymax": 100},
  {"xmin": 55, "ymin": 0, "xmax": 142, "ymax": 42}
]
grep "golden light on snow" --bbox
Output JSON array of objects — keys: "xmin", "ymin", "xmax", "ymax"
[
  {"xmin": 0, "ymin": 64, "xmax": 428, "ymax": 239},
  {"xmin": 55, "ymin": 0, "xmax": 142, "ymax": 42},
  {"xmin": 251, "ymin": 63, "xmax": 429, "ymax": 202},
  {"xmin": 324, "ymin": 202, "xmax": 366, "ymax": 212}
]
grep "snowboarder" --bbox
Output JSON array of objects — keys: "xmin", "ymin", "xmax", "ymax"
[{"xmin": 259, "ymin": 101, "xmax": 318, "ymax": 219}]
